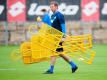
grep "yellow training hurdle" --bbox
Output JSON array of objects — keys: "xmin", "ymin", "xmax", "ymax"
[{"xmin": 11, "ymin": 23, "xmax": 95, "ymax": 64}]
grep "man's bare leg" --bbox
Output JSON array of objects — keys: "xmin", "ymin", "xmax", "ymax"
[
  {"xmin": 59, "ymin": 53, "xmax": 78, "ymax": 73},
  {"xmin": 50, "ymin": 56, "xmax": 57, "ymax": 65},
  {"xmin": 44, "ymin": 56, "xmax": 57, "ymax": 74}
]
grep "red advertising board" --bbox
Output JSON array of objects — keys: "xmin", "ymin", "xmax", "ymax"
[
  {"xmin": 81, "ymin": 0, "xmax": 99, "ymax": 22},
  {"xmin": 7, "ymin": 0, "xmax": 26, "ymax": 22}
]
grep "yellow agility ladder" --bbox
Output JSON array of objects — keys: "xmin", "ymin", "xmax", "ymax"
[{"xmin": 11, "ymin": 23, "xmax": 95, "ymax": 64}]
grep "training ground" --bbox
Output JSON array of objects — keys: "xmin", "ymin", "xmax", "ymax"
[{"xmin": 0, "ymin": 44, "xmax": 107, "ymax": 80}]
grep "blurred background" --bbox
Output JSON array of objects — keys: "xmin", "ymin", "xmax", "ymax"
[{"xmin": 0, "ymin": 0, "xmax": 107, "ymax": 45}]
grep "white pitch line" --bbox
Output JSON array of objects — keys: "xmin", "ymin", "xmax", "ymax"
[{"xmin": 0, "ymin": 68, "xmax": 16, "ymax": 71}]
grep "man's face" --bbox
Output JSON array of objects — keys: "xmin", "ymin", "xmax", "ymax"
[{"xmin": 50, "ymin": 4, "xmax": 57, "ymax": 12}]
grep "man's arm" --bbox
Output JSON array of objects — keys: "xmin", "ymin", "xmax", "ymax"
[
  {"xmin": 61, "ymin": 24, "xmax": 66, "ymax": 34},
  {"xmin": 58, "ymin": 13, "xmax": 66, "ymax": 34}
]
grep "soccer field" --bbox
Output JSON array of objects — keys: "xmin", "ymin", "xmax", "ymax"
[{"xmin": 0, "ymin": 44, "xmax": 107, "ymax": 80}]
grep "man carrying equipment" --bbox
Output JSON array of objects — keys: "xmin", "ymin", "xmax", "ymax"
[{"xmin": 43, "ymin": 1, "xmax": 78, "ymax": 74}]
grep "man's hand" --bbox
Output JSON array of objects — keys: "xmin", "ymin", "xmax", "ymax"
[
  {"xmin": 62, "ymin": 37, "xmax": 66, "ymax": 42},
  {"xmin": 62, "ymin": 34, "xmax": 70, "ymax": 42}
]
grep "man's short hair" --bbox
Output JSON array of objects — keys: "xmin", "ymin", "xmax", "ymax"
[{"xmin": 50, "ymin": 1, "xmax": 59, "ymax": 7}]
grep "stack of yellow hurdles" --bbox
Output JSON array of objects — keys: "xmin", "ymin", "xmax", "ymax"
[{"xmin": 13, "ymin": 23, "xmax": 95, "ymax": 64}]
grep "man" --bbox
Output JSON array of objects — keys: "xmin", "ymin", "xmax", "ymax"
[{"xmin": 42, "ymin": 1, "xmax": 78, "ymax": 74}]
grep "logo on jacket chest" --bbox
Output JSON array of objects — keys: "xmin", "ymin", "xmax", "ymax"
[{"xmin": 51, "ymin": 16, "xmax": 57, "ymax": 23}]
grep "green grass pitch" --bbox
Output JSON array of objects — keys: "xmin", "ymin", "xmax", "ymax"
[{"xmin": 0, "ymin": 44, "xmax": 107, "ymax": 80}]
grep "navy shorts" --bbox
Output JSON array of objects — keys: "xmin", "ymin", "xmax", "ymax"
[{"xmin": 56, "ymin": 42, "xmax": 63, "ymax": 52}]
